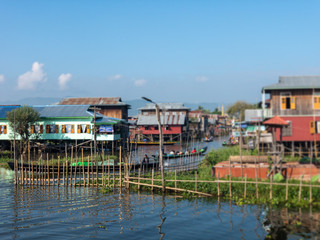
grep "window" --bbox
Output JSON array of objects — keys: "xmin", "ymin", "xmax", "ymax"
[
  {"xmin": 154, "ymin": 126, "xmax": 159, "ymax": 130},
  {"xmin": 165, "ymin": 126, "xmax": 171, "ymax": 130},
  {"xmin": 313, "ymin": 92, "xmax": 320, "ymax": 109},
  {"xmin": 310, "ymin": 121, "xmax": 316, "ymax": 134},
  {"xmin": 61, "ymin": 124, "xmax": 74, "ymax": 134},
  {"xmin": 31, "ymin": 125, "xmax": 43, "ymax": 134},
  {"xmin": 46, "ymin": 124, "xmax": 59, "ymax": 134},
  {"xmin": 77, "ymin": 124, "xmax": 90, "ymax": 133},
  {"xmin": 282, "ymin": 121, "xmax": 292, "ymax": 136},
  {"xmin": 145, "ymin": 126, "xmax": 150, "ymax": 130},
  {"xmin": 0, "ymin": 125, "xmax": 7, "ymax": 134},
  {"xmin": 280, "ymin": 92, "xmax": 296, "ymax": 110}
]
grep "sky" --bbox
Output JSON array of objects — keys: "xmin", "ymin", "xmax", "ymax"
[{"xmin": 0, "ymin": 0, "xmax": 320, "ymax": 105}]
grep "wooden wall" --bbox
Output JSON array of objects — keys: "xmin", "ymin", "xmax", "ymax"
[{"xmin": 271, "ymin": 89, "xmax": 320, "ymax": 116}]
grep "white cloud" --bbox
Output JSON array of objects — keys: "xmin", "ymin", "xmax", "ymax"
[
  {"xmin": 17, "ymin": 62, "xmax": 47, "ymax": 90},
  {"xmin": 0, "ymin": 74, "xmax": 5, "ymax": 83},
  {"xmin": 134, "ymin": 79, "xmax": 147, "ymax": 86},
  {"xmin": 195, "ymin": 76, "xmax": 208, "ymax": 82},
  {"xmin": 108, "ymin": 74, "xmax": 123, "ymax": 81},
  {"xmin": 58, "ymin": 73, "xmax": 72, "ymax": 90}
]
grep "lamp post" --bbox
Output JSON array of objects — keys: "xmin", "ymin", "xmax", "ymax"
[{"xmin": 142, "ymin": 97, "xmax": 165, "ymax": 191}]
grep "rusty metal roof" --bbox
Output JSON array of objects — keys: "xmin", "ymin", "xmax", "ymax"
[
  {"xmin": 59, "ymin": 97, "xmax": 129, "ymax": 106},
  {"xmin": 137, "ymin": 114, "xmax": 186, "ymax": 126}
]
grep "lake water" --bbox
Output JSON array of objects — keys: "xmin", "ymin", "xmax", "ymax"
[
  {"xmin": 1, "ymin": 137, "xmax": 319, "ymax": 239},
  {"xmin": 0, "ymin": 173, "xmax": 319, "ymax": 239}
]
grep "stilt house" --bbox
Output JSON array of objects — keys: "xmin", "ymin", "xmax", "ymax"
[{"xmin": 262, "ymin": 76, "xmax": 320, "ymax": 151}]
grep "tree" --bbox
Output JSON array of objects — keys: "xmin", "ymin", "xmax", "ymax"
[
  {"xmin": 197, "ymin": 105, "xmax": 211, "ymax": 114},
  {"xmin": 7, "ymin": 106, "xmax": 40, "ymax": 152},
  {"xmin": 212, "ymin": 107, "xmax": 222, "ymax": 115},
  {"xmin": 226, "ymin": 101, "xmax": 255, "ymax": 121}
]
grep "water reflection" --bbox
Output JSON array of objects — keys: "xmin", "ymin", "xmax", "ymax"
[{"xmin": 0, "ymin": 174, "xmax": 320, "ymax": 239}]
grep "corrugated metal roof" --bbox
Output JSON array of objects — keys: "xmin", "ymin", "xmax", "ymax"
[
  {"xmin": 0, "ymin": 105, "xmax": 21, "ymax": 118},
  {"xmin": 245, "ymin": 109, "xmax": 263, "ymax": 122},
  {"xmin": 263, "ymin": 76, "xmax": 320, "ymax": 92},
  {"xmin": 137, "ymin": 114, "xmax": 186, "ymax": 125},
  {"xmin": 59, "ymin": 97, "xmax": 128, "ymax": 106},
  {"xmin": 139, "ymin": 103, "xmax": 190, "ymax": 111},
  {"xmin": 33, "ymin": 105, "xmax": 92, "ymax": 118}
]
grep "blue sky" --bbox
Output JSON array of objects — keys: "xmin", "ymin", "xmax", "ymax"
[{"xmin": 0, "ymin": 1, "xmax": 320, "ymax": 105}]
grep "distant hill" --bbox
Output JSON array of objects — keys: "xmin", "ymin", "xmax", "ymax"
[
  {"xmin": 0, "ymin": 97, "xmax": 63, "ymax": 106},
  {"xmin": 124, "ymin": 99, "xmax": 229, "ymax": 116},
  {"xmin": 0, "ymin": 97, "xmax": 229, "ymax": 116}
]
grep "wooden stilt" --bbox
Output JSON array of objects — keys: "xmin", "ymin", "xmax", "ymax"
[
  {"xmin": 138, "ymin": 168, "xmax": 141, "ymax": 190},
  {"xmin": 244, "ymin": 174, "xmax": 247, "ymax": 198}
]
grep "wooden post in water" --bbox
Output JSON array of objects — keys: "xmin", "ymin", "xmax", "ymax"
[
  {"xmin": 195, "ymin": 171, "xmax": 197, "ymax": 192},
  {"xmin": 255, "ymin": 157, "xmax": 259, "ymax": 198},
  {"xmin": 285, "ymin": 177, "xmax": 289, "ymax": 201},
  {"xmin": 37, "ymin": 155, "xmax": 40, "ymax": 186},
  {"xmin": 217, "ymin": 172, "xmax": 220, "ymax": 197},
  {"xmin": 58, "ymin": 156, "xmax": 60, "ymax": 186},
  {"xmin": 20, "ymin": 155, "xmax": 23, "ymax": 185},
  {"xmin": 71, "ymin": 146, "xmax": 73, "ymax": 186},
  {"xmin": 138, "ymin": 168, "xmax": 141, "ymax": 190},
  {"xmin": 108, "ymin": 156, "xmax": 110, "ymax": 187},
  {"xmin": 270, "ymin": 174, "xmax": 273, "ymax": 200},
  {"xmin": 66, "ymin": 160, "xmax": 69, "ymax": 186},
  {"xmin": 62, "ymin": 162, "xmax": 65, "ymax": 186},
  {"xmin": 87, "ymin": 156, "xmax": 90, "ymax": 186},
  {"xmin": 113, "ymin": 157, "xmax": 115, "ymax": 188},
  {"xmin": 102, "ymin": 147, "xmax": 105, "ymax": 187},
  {"xmin": 299, "ymin": 176, "xmax": 302, "ymax": 202},
  {"xmin": 47, "ymin": 153, "xmax": 49, "ymax": 185},
  {"xmin": 119, "ymin": 146, "xmax": 122, "ymax": 188},
  {"xmin": 31, "ymin": 159, "xmax": 34, "ymax": 185},
  {"xmin": 28, "ymin": 141, "xmax": 31, "ymax": 186},
  {"xmin": 82, "ymin": 149, "xmax": 84, "ymax": 187},
  {"xmin": 229, "ymin": 157, "xmax": 232, "ymax": 198},
  {"xmin": 175, "ymin": 170, "xmax": 177, "ymax": 192},
  {"xmin": 52, "ymin": 155, "xmax": 54, "ymax": 186},
  {"xmin": 152, "ymin": 168, "xmax": 154, "ymax": 191},
  {"xmin": 244, "ymin": 174, "xmax": 247, "ymax": 198}
]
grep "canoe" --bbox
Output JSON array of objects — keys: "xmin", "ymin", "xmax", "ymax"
[
  {"xmin": 131, "ymin": 141, "xmax": 177, "ymax": 145},
  {"xmin": 154, "ymin": 146, "xmax": 208, "ymax": 160}
]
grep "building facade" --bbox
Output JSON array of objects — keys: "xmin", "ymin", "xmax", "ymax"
[
  {"xmin": 136, "ymin": 103, "xmax": 190, "ymax": 142},
  {"xmin": 262, "ymin": 76, "xmax": 320, "ymax": 149}
]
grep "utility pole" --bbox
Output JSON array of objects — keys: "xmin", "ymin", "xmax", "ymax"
[
  {"xmin": 90, "ymin": 106, "xmax": 101, "ymax": 166},
  {"xmin": 142, "ymin": 97, "xmax": 165, "ymax": 191}
]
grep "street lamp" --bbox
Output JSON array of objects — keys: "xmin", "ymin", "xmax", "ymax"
[{"xmin": 141, "ymin": 97, "xmax": 165, "ymax": 191}]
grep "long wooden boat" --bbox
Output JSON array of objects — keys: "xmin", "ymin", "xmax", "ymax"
[
  {"xmin": 153, "ymin": 146, "xmax": 208, "ymax": 160},
  {"xmin": 131, "ymin": 141, "xmax": 177, "ymax": 145}
]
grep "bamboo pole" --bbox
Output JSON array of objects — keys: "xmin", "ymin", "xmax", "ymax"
[
  {"xmin": 82, "ymin": 149, "xmax": 85, "ymax": 187},
  {"xmin": 87, "ymin": 156, "xmax": 90, "ymax": 187},
  {"xmin": 217, "ymin": 172, "xmax": 220, "ymax": 196},
  {"xmin": 47, "ymin": 153, "xmax": 49, "ymax": 185},
  {"xmin": 52, "ymin": 155, "xmax": 54, "ymax": 186},
  {"xmin": 58, "ymin": 156, "xmax": 60, "ymax": 186},
  {"xmin": 175, "ymin": 170, "xmax": 177, "ymax": 192},
  {"xmin": 113, "ymin": 158, "xmax": 115, "ymax": 189},
  {"xmin": 151, "ymin": 168, "xmax": 154, "ymax": 191},
  {"xmin": 102, "ymin": 147, "xmax": 105, "ymax": 187},
  {"xmin": 70, "ymin": 149, "xmax": 73, "ymax": 186},
  {"xmin": 138, "ymin": 168, "xmax": 141, "ymax": 190},
  {"xmin": 28, "ymin": 142, "xmax": 31, "ymax": 186},
  {"xmin": 270, "ymin": 174, "xmax": 273, "ymax": 200},
  {"xmin": 285, "ymin": 177, "xmax": 288, "ymax": 201},
  {"xmin": 31, "ymin": 159, "xmax": 34, "ymax": 185},
  {"xmin": 63, "ymin": 162, "xmax": 65, "ymax": 186},
  {"xmin": 229, "ymin": 158, "xmax": 232, "ymax": 198},
  {"xmin": 299, "ymin": 176, "xmax": 302, "ymax": 202},
  {"xmin": 195, "ymin": 171, "xmax": 197, "ymax": 192},
  {"xmin": 244, "ymin": 174, "xmax": 247, "ymax": 198},
  {"xmin": 119, "ymin": 146, "xmax": 122, "ymax": 188},
  {"xmin": 108, "ymin": 156, "xmax": 110, "ymax": 187},
  {"xmin": 37, "ymin": 155, "xmax": 40, "ymax": 186}
]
